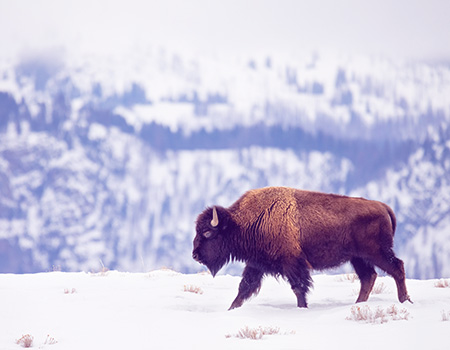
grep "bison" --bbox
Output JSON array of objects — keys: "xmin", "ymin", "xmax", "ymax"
[{"xmin": 192, "ymin": 187, "xmax": 411, "ymax": 310}]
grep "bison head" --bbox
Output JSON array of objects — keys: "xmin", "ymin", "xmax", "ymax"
[{"xmin": 192, "ymin": 206, "xmax": 231, "ymax": 277}]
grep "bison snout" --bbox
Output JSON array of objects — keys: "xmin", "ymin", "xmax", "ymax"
[{"xmin": 192, "ymin": 251, "xmax": 201, "ymax": 262}]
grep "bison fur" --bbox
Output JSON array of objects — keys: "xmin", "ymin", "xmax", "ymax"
[{"xmin": 192, "ymin": 187, "xmax": 411, "ymax": 310}]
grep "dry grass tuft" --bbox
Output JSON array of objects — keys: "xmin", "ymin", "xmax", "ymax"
[
  {"xmin": 371, "ymin": 282, "xmax": 389, "ymax": 295},
  {"xmin": 90, "ymin": 266, "xmax": 110, "ymax": 277},
  {"xmin": 226, "ymin": 326, "xmax": 279, "ymax": 340},
  {"xmin": 16, "ymin": 334, "xmax": 58, "ymax": 347},
  {"xmin": 44, "ymin": 334, "xmax": 58, "ymax": 345},
  {"xmin": 225, "ymin": 326, "xmax": 294, "ymax": 340},
  {"xmin": 354, "ymin": 282, "xmax": 389, "ymax": 296},
  {"xmin": 183, "ymin": 284, "xmax": 204, "ymax": 294},
  {"xmin": 441, "ymin": 310, "xmax": 450, "ymax": 322},
  {"xmin": 64, "ymin": 288, "xmax": 77, "ymax": 294},
  {"xmin": 16, "ymin": 334, "xmax": 34, "ymax": 348},
  {"xmin": 434, "ymin": 279, "xmax": 450, "ymax": 288},
  {"xmin": 385, "ymin": 304, "xmax": 411, "ymax": 320},
  {"xmin": 337, "ymin": 273, "xmax": 359, "ymax": 283},
  {"xmin": 347, "ymin": 305, "xmax": 386, "ymax": 323},
  {"xmin": 347, "ymin": 305, "xmax": 410, "ymax": 324}
]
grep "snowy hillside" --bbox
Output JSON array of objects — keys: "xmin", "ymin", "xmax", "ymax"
[
  {"xmin": 0, "ymin": 270, "xmax": 449, "ymax": 350},
  {"xmin": 1, "ymin": 49, "xmax": 450, "ymax": 278}
]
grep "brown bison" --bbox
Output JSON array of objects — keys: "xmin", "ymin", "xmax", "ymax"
[{"xmin": 193, "ymin": 187, "xmax": 411, "ymax": 310}]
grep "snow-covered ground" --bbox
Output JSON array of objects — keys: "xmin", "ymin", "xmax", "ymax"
[{"xmin": 1, "ymin": 269, "xmax": 449, "ymax": 349}]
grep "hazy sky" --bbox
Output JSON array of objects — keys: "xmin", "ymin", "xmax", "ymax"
[{"xmin": 1, "ymin": 0, "xmax": 449, "ymax": 60}]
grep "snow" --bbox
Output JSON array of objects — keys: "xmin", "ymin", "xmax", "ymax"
[
  {"xmin": 0, "ymin": 270, "xmax": 448, "ymax": 350},
  {"xmin": 118, "ymin": 102, "xmax": 198, "ymax": 133},
  {"xmin": 5, "ymin": 45, "xmax": 448, "ymax": 139},
  {"xmin": 87, "ymin": 123, "xmax": 108, "ymax": 141}
]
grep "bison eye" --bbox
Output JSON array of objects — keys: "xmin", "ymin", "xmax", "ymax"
[{"xmin": 203, "ymin": 231, "xmax": 212, "ymax": 238}]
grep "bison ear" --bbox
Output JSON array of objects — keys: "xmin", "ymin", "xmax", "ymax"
[{"xmin": 210, "ymin": 206, "xmax": 219, "ymax": 227}]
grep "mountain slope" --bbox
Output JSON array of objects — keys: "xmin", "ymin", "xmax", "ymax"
[{"xmin": 0, "ymin": 50, "xmax": 449, "ymax": 277}]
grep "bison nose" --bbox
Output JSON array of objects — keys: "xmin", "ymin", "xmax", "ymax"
[{"xmin": 192, "ymin": 252, "xmax": 200, "ymax": 262}]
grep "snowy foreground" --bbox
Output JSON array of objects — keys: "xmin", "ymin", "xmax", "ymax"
[{"xmin": 0, "ymin": 269, "xmax": 449, "ymax": 350}]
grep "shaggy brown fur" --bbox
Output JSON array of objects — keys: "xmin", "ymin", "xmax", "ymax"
[{"xmin": 192, "ymin": 187, "xmax": 411, "ymax": 310}]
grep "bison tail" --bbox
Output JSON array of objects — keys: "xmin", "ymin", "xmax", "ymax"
[{"xmin": 384, "ymin": 204, "xmax": 397, "ymax": 236}]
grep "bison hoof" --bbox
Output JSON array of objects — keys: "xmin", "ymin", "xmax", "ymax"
[
  {"xmin": 399, "ymin": 294, "xmax": 413, "ymax": 304},
  {"xmin": 228, "ymin": 299, "xmax": 243, "ymax": 310}
]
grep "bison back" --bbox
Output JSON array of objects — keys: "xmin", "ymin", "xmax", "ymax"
[{"xmin": 295, "ymin": 191, "xmax": 396, "ymax": 269}]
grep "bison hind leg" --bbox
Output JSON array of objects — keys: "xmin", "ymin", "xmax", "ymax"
[
  {"xmin": 373, "ymin": 251, "xmax": 412, "ymax": 304},
  {"xmin": 285, "ymin": 259, "xmax": 313, "ymax": 308},
  {"xmin": 351, "ymin": 257, "xmax": 377, "ymax": 303}
]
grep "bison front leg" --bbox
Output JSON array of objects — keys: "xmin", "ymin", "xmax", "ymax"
[
  {"xmin": 229, "ymin": 265, "xmax": 263, "ymax": 310},
  {"xmin": 286, "ymin": 259, "xmax": 313, "ymax": 308}
]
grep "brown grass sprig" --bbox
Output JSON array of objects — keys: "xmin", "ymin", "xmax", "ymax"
[
  {"xmin": 184, "ymin": 284, "xmax": 204, "ymax": 294},
  {"xmin": 337, "ymin": 273, "xmax": 359, "ymax": 283},
  {"xmin": 434, "ymin": 279, "xmax": 450, "ymax": 288},
  {"xmin": 371, "ymin": 282, "xmax": 388, "ymax": 294},
  {"xmin": 64, "ymin": 288, "xmax": 77, "ymax": 294},
  {"xmin": 346, "ymin": 305, "xmax": 410, "ymax": 324},
  {"xmin": 225, "ymin": 326, "xmax": 294, "ymax": 340},
  {"xmin": 44, "ymin": 334, "xmax": 58, "ymax": 345},
  {"xmin": 16, "ymin": 334, "xmax": 34, "ymax": 348}
]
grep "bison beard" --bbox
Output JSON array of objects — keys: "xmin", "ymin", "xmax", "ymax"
[{"xmin": 192, "ymin": 187, "xmax": 412, "ymax": 310}]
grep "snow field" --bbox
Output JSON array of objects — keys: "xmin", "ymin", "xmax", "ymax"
[{"xmin": 0, "ymin": 270, "xmax": 449, "ymax": 349}]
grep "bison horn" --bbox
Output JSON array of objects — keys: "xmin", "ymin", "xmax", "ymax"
[{"xmin": 210, "ymin": 206, "xmax": 219, "ymax": 227}]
